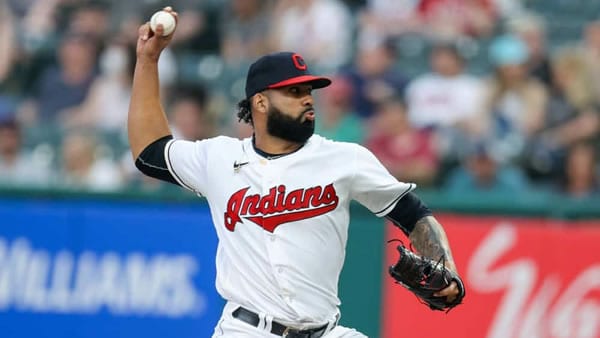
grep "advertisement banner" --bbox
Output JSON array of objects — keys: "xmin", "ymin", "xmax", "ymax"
[
  {"xmin": 0, "ymin": 198, "xmax": 223, "ymax": 338},
  {"xmin": 382, "ymin": 214, "xmax": 600, "ymax": 338}
]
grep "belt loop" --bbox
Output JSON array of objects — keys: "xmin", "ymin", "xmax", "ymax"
[
  {"xmin": 263, "ymin": 313, "xmax": 273, "ymax": 332},
  {"xmin": 258, "ymin": 312, "xmax": 265, "ymax": 330}
]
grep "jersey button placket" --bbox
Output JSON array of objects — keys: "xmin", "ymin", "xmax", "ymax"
[
  {"xmin": 260, "ymin": 162, "xmax": 293, "ymax": 303},
  {"xmin": 261, "ymin": 160, "xmax": 273, "ymax": 193},
  {"xmin": 262, "ymin": 162, "xmax": 279, "ymax": 276}
]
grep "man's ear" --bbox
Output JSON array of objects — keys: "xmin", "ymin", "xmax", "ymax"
[{"xmin": 253, "ymin": 92, "xmax": 268, "ymax": 114}]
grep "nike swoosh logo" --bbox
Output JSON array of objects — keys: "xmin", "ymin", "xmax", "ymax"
[
  {"xmin": 245, "ymin": 203, "xmax": 337, "ymax": 232},
  {"xmin": 233, "ymin": 161, "xmax": 249, "ymax": 169}
]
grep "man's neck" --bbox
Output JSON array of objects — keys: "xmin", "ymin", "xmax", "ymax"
[{"xmin": 253, "ymin": 133, "xmax": 304, "ymax": 157}]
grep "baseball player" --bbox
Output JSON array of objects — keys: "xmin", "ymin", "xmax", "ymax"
[{"xmin": 129, "ymin": 7, "xmax": 463, "ymax": 338}]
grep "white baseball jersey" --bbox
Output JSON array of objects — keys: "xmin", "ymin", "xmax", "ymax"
[{"xmin": 165, "ymin": 134, "xmax": 415, "ymax": 326}]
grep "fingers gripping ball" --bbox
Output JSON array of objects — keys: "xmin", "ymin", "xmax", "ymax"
[
  {"xmin": 388, "ymin": 243, "xmax": 465, "ymax": 312},
  {"xmin": 150, "ymin": 11, "xmax": 176, "ymax": 36}
]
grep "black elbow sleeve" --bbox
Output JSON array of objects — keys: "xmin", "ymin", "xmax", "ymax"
[
  {"xmin": 134, "ymin": 135, "xmax": 180, "ymax": 186},
  {"xmin": 385, "ymin": 192, "xmax": 432, "ymax": 236}
]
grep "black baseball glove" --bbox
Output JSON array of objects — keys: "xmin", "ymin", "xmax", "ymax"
[{"xmin": 388, "ymin": 242, "xmax": 465, "ymax": 312}]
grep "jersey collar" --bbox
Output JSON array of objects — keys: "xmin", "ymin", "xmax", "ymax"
[{"xmin": 251, "ymin": 135, "xmax": 307, "ymax": 160}]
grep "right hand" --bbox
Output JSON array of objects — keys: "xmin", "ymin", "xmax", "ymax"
[{"xmin": 136, "ymin": 6, "xmax": 178, "ymax": 62}]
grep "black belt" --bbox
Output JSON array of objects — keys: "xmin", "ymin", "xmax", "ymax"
[{"xmin": 232, "ymin": 306, "xmax": 331, "ymax": 338}]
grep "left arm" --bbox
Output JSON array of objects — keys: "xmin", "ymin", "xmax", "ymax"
[
  {"xmin": 409, "ymin": 215, "xmax": 457, "ymax": 273},
  {"xmin": 386, "ymin": 193, "xmax": 461, "ymax": 301}
]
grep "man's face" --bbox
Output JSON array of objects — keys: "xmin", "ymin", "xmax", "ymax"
[
  {"xmin": 431, "ymin": 48, "xmax": 462, "ymax": 77},
  {"xmin": 266, "ymin": 102, "xmax": 315, "ymax": 143},
  {"xmin": 265, "ymin": 84, "xmax": 315, "ymax": 143}
]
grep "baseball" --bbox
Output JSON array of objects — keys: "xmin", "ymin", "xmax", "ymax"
[{"xmin": 150, "ymin": 10, "xmax": 176, "ymax": 36}]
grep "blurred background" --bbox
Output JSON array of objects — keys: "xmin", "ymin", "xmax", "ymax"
[
  {"xmin": 0, "ymin": 0, "xmax": 599, "ymax": 337},
  {"xmin": 0, "ymin": 0, "xmax": 599, "ymax": 198}
]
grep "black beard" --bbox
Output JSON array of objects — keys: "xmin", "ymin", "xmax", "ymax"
[{"xmin": 266, "ymin": 105, "xmax": 314, "ymax": 143}]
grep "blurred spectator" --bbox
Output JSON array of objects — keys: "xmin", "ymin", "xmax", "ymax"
[
  {"xmin": 0, "ymin": 0, "xmax": 597, "ymax": 202},
  {"xmin": 0, "ymin": 0, "xmax": 16, "ymax": 86},
  {"xmin": 0, "ymin": 118, "xmax": 52, "ymax": 187},
  {"xmin": 507, "ymin": 11, "xmax": 552, "ymax": 86},
  {"xmin": 66, "ymin": 38, "xmax": 135, "ymax": 131},
  {"xmin": 417, "ymin": 0, "xmax": 496, "ymax": 39},
  {"xmin": 110, "ymin": 0, "xmax": 220, "ymax": 53},
  {"xmin": 19, "ymin": 0, "xmax": 61, "ymax": 53},
  {"xmin": 405, "ymin": 41, "xmax": 484, "ymax": 160},
  {"xmin": 581, "ymin": 20, "xmax": 600, "ymax": 101},
  {"xmin": 169, "ymin": 86, "xmax": 216, "ymax": 141},
  {"xmin": 357, "ymin": 0, "xmax": 421, "ymax": 46},
  {"xmin": 476, "ymin": 34, "xmax": 548, "ymax": 163},
  {"xmin": 524, "ymin": 49, "xmax": 600, "ymax": 182},
  {"xmin": 0, "ymin": 0, "xmax": 30, "ymax": 104},
  {"xmin": 5, "ymin": 0, "xmax": 37, "ymax": 18},
  {"xmin": 560, "ymin": 142, "xmax": 599, "ymax": 199},
  {"xmin": 63, "ymin": 1, "xmax": 111, "ymax": 41},
  {"xmin": 315, "ymin": 75, "xmax": 365, "ymax": 144},
  {"xmin": 488, "ymin": 0, "xmax": 524, "ymax": 19},
  {"xmin": 343, "ymin": 39, "xmax": 409, "ymax": 119},
  {"xmin": 169, "ymin": 3, "xmax": 221, "ymax": 54},
  {"xmin": 1, "ymin": 0, "xmax": 58, "ymax": 105},
  {"xmin": 21, "ymin": 31, "xmax": 99, "ymax": 124},
  {"xmin": 366, "ymin": 96, "xmax": 439, "ymax": 185},
  {"xmin": 271, "ymin": 0, "xmax": 353, "ymax": 71},
  {"xmin": 219, "ymin": 0, "xmax": 272, "ymax": 65},
  {"xmin": 56, "ymin": 130, "xmax": 124, "ymax": 191},
  {"xmin": 358, "ymin": 0, "xmax": 519, "ymax": 44},
  {"xmin": 406, "ymin": 42, "xmax": 484, "ymax": 128},
  {"xmin": 444, "ymin": 141, "xmax": 530, "ymax": 194},
  {"xmin": 549, "ymin": 49, "xmax": 599, "ymax": 116}
]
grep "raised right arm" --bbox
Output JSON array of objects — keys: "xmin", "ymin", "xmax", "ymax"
[{"xmin": 127, "ymin": 7, "xmax": 178, "ymax": 160}]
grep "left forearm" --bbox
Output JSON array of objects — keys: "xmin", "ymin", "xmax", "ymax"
[{"xmin": 408, "ymin": 215, "xmax": 457, "ymax": 272}]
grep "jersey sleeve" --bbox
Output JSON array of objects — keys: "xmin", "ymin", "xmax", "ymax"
[
  {"xmin": 349, "ymin": 144, "xmax": 415, "ymax": 217},
  {"xmin": 164, "ymin": 138, "xmax": 210, "ymax": 195}
]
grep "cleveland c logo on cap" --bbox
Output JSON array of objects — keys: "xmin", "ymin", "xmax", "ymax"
[{"xmin": 292, "ymin": 53, "xmax": 307, "ymax": 70}]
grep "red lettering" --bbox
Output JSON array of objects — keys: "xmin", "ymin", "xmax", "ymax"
[
  {"xmin": 322, "ymin": 184, "xmax": 339, "ymax": 205},
  {"xmin": 241, "ymin": 194, "xmax": 260, "ymax": 215},
  {"xmin": 285, "ymin": 189, "xmax": 305, "ymax": 211},
  {"xmin": 225, "ymin": 183, "xmax": 339, "ymax": 232},
  {"xmin": 303, "ymin": 186, "xmax": 323, "ymax": 207},
  {"xmin": 224, "ymin": 187, "xmax": 250, "ymax": 231},
  {"xmin": 275, "ymin": 185, "xmax": 286, "ymax": 213},
  {"xmin": 260, "ymin": 187, "xmax": 277, "ymax": 214}
]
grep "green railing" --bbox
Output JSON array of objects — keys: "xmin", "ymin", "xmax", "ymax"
[
  {"xmin": 2, "ymin": 186, "xmax": 597, "ymax": 219},
  {"xmin": 418, "ymin": 189, "xmax": 600, "ymax": 220}
]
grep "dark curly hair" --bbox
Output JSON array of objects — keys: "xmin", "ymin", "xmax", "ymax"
[{"xmin": 236, "ymin": 98, "xmax": 252, "ymax": 124}]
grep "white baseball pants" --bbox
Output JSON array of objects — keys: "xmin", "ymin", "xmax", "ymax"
[{"xmin": 211, "ymin": 302, "xmax": 368, "ymax": 338}]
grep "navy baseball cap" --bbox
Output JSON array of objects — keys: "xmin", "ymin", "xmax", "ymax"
[{"xmin": 245, "ymin": 52, "xmax": 332, "ymax": 98}]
